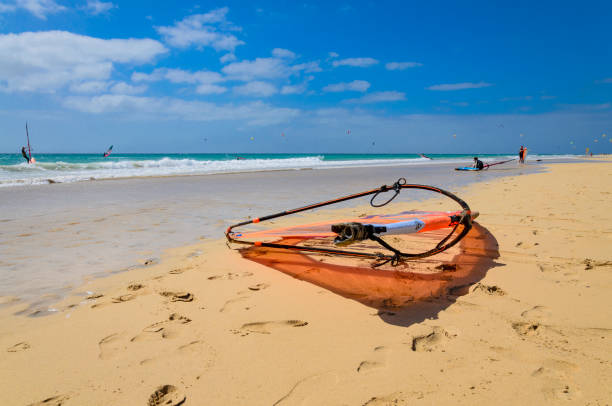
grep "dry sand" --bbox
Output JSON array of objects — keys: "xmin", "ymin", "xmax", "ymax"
[{"xmin": 1, "ymin": 161, "xmax": 611, "ymax": 405}]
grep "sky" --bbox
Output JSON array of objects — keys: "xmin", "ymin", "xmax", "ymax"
[{"xmin": 0, "ymin": 0, "xmax": 611, "ymax": 154}]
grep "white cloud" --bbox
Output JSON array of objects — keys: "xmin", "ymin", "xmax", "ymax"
[
  {"xmin": 196, "ymin": 83, "xmax": 227, "ymax": 94},
  {"xmin": 271, "ymin": 48, "xmax": 296, "ymax": 59},
  {"xmin": 328, "ymin": 51, "xmax": 339, "ymax": 58},
  {"xmin": 0, "ymin": 0, "xmax": 66, "ymax": 19},
  {"xmin": 290, "ymin": 61, "xmax": 321, "ymax": 73},
  {"xmin": 233, "ymin": 81, "xmax": 277, "ymax": 97},
  {"xmin": 222, "ymin": 50, "xmax": 319, "ymax": 81},
  {"xmin": 132, "ymin": 67, "xmax": 226, "ymax": 94},
  {"xmin": 427, "ymin": 82, "xmax": 493, "ymax": 91},
  {"xmin": 166, "ymin": 69, "xmax": 223, "ymax": 85},
  {"xmin": 219, "ymin": 53, "xmax": 236, "ymax": 63},
  {"xmin": 385, "ymin": 61, "xmax": 423, "ymax": 70},
  {"xmin": 222, "ymin": 57, "xmax": 287, "ymax": 81},
  {"xmin": 332, "ymin": 57, "xmax": 378, "ymax": 68},
  {"xmin": 62, "ymin": 95, "xmax": 299, "ymax": 126},
  {"xmin": 280, "ymin": 83, "xmax": 307, "ymax": 95},
  {"xmin": 132, "ymin": 68, "xmax": 223, "ymax": 84},
  {"xmin": 131, "ymin": 70, "xmax": 163, "ymax": 82},
  {"xmin": 155, "ymin": 7, "xmax": 244, "ymax": 51},
  {"xmin": 0, "ymin": 31, "xmax": 167, "ymax": 93},
  {"xmin": 69, "ymin": 80, "xmax": 109, "ymax": 93},
  {"xmin": 65, "ymin": 80, "xmax": 146, "ymax": 95},
  {"xmin": 596, "ymin": 78, "xmax": 612, "ymax": 84},
  {"xmin": 345, "ymin": 91, "xmax": 406, "ymax": 103},
  {"xmin": 84, "ymin": 0, "xmax": 115, "ymax": 15},
  {"xmin": 109, "ymin": 81, "xmax": 146, "ymax": 95},
  {"xmin": 323, "ymin": 80, "xmax": 370, "ymax": 93}
]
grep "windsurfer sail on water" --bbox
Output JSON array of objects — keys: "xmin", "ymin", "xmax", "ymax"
[
  {"xmin": 103, "ymin": 145, "xmax": 113, "ymax": 157},
  {"xmin": 22, "ymin": 122, "xmax": 35, "ymax": 163}
]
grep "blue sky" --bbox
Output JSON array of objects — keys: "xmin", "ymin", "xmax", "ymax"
[{"xmin": 0, "ymin": 0, "xmax": 611, "ymax": 153}]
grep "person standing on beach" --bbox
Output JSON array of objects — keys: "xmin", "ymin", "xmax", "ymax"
[
  {"xmin": 21, "ymin": 146, "xmax": 31, "ymax": 163},
  {"xmin": 519, "ymin": 145, "xmax": 527, "ymax": 163}
]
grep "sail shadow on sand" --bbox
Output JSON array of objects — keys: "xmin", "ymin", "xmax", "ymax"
[{"xmin": 240, "ymin": 223, "xmax": 500, "ymax": 327}]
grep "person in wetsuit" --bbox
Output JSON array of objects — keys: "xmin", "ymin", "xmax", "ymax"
[
  {"xmin": 473, "ymin": 157, "xmax": 484, "ymax": 170},
  {"xmin": 21, "ymin": 146, "xmax": 31, "ymax": 163},
  {"xmin": 519, "ymin": 145, "xmax": 526, "ymax": 163}
]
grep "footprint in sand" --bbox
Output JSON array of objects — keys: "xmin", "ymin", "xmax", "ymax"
[
  {"xmin": 512, "ymin": 321, "xmax": 541, "ymax": 337},
  {"xmin": 98, "ymin": 333, "xmax": 126, "ymax": 360},
  {"xmin": 537, "ymin": 263, "xmax": 562, "ymax": 273},
  {"xmin": 27, "ymin": 394, "xmax": 70, "ymax": 406},
  {"xmin": 363, "ymin": 392, "xmax": 411, "ymax": 405},
  {"xmin": 411, "ymin": 327, "xmax": 455, "ymax": 352},
  {"xmin": 111, "ymin": 293, "xmax": 136, "ymax": 303},
  {"xmin": 248, "ymin": 283, "xmax": 270, "ymax": 291},
  {"xmin": 583, "ymin": 258, "xmax": 612, "ymax": 270},
  {"xmin": 159, "ymin": 291, "xmax": 194, "ymax": 302},
  {"xmin": 239, "ymin": 320, "xmax": 308, "ymax": 335},
  {"xmin": 140, "ymin": 339, "xmax": 217, "ymax": 372},
  {"xmin": 7, "ymin": 341, "xmax": 30, "ymax": 352},
  {"xmin": 357, "ymin": 346, "xmax": 389, "ymax": 373},
  {"xmin": 148, "ymin": 385, "xmax": 186, "ymax": 406},
  {"xmin": 521, "ymin": 305, "xmax": 553, "ymax": 323},
  {"xmin": 472, "ymin": 283, "xmax": 506, "ymax": 296},
  {"xmin": 169, "ymin": 266, "xmax": 193, "ymax": 275},
  {"xmin": 220, "ymin": 295, "xmax": 250, "ymax": 312},
  {"xmin": 131, "ymin": 313, "xmax": 191, "ymax": 342},
  {"xmin": 220, "ymin": 284, "xmax": 269, "ymax": 312},
  {"xmin": 208, "ymin": 271, "xmax": 253, "ymax": 280},
  {"xmin": 127, "ymin": 283, "xmax": 144, "ymax": 291}
]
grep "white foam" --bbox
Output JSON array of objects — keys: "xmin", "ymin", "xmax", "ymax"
[{"xmin": 0, "ymin": 154, "xmax": 579, "ymax": 188}]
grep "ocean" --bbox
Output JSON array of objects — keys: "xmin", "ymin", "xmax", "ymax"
[{"xmin": 0, "ymin": 153, "xmax": 579, "ymax": 187}]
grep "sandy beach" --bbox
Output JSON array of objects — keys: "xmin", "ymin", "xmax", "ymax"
[{"xmin": 1, "ymin": 160, "xmax": 611, "ymax": 405}]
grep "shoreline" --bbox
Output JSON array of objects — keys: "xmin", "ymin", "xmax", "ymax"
[
  {"xmin": 1, "ymin": 160, "xmax": 611, "ymax": 405},
  {"xmin": 0, "ymin": 153, "xmax": 583, "ymax": 189}
]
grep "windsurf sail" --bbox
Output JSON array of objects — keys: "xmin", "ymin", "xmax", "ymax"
[
  {"xmin": 227, "ymin": 178, "xmax": 477, "ymax": 266},
  {"xmin": 103, "ymin": 145, "xmax": 113, "ymax": 158},
  {"xmin": 419, "ymin": 153, "xmax": 433, "ymax": 160},
  {"xmin": 25, "ymin": 123, "xmax": 35, "ymax": 163}
]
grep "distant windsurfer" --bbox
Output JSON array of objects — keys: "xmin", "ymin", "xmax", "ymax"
[
  {"xmin": 21, "ymin": 146, "xmax": 31, "ymax": 163},
  {"xmin": 519, "ymin": 145, "xmax": 527, "ymax": 163},
  {"xmin": 103, "ymin": 145, "xmax": 113, "ymax": 158},
  {"xmin": 473, "ymin": 157, "xmax": 484, "ymax": 170}
]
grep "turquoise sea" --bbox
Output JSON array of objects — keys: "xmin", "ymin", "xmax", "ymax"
[{"xmin": 0, "ymin": 152, "xmax": 578, "ymax": 187}]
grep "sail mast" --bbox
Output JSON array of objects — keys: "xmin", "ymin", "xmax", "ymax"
[{"xmin": 26, "ymin": 122, "xmax": 31, "ymax": 161}]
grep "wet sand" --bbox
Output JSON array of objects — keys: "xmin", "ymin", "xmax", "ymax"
[{"xmin": 1, "ymin": 160, "xmax": 611, "ymax": 405}]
